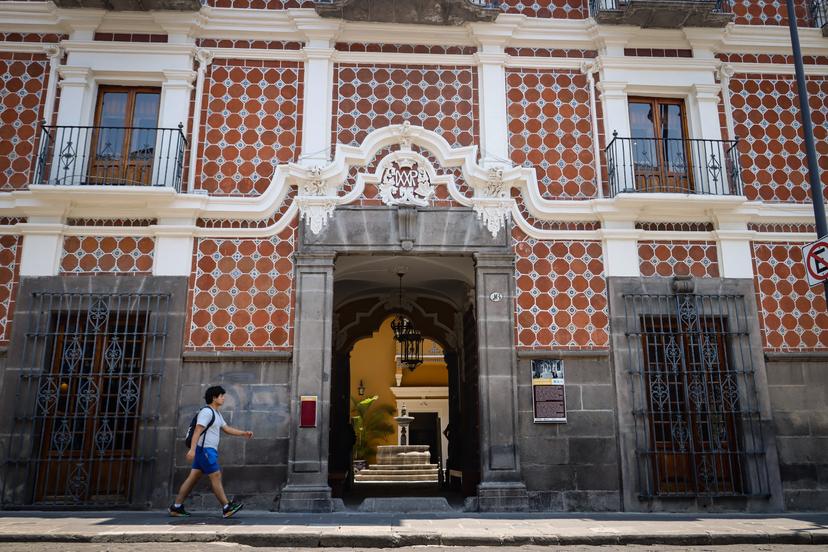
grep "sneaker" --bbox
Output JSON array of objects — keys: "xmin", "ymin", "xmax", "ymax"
[
  {"xmin": 222, "ymin": 500, "xmax": 244, "ymax": 519},
  {"xmin": 168, "ymin": 504, "xmax": 190, "ymax": 517}
]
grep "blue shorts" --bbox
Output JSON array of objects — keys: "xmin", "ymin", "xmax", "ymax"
[{"xmin": 192, "ymin": 446, "xmax": 221, "ymax": 475}]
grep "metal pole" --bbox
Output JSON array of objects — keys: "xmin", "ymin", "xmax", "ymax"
[{"xmin": 785, "ymin": 0, "xmax": 828, "ymax": 302}]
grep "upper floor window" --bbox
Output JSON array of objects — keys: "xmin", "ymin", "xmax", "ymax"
[
  {"xmin": 89, "ymin": 87, "xmax": 161, "ymax": 186},
  {"xmin": 627, "ymin": 97, "xmax": 691, "ymax": 193}
]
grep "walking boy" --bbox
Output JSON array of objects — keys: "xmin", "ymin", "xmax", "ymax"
[{"xmin": 169, "ymin": 385, "xmax": 253, "ymax": 518}]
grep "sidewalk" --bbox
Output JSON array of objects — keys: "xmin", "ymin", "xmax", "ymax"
[{"xmin": 0, "ymin": 511, "xmax": 826, "ymax": 547}]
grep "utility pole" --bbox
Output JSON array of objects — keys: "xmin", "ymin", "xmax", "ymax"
[{"xmin": 785, "ymin": 0, "xmax": 828, "ymax": 303}]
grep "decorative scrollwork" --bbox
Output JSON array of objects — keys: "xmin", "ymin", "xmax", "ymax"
[
  {"xmin": 37, "ymin": 376, "xmax": 58, "ymax": 414},
  {"xmin": 51, "ymin": 419, "xmax": 73, "ymax": 454},
  {"xmin": 672, "ymin": 420, "xmax": 689, "ymax": 452},
  {"xmin": 665, "ymin": 336, "xmax": 682, "ymax": 372},
  {"xmin": 688, "ymin": 375, "xmax": 705, "ymax": 409},
  {"xmin": 117, "ymin": 376, "xmax": 140, "ymax": 413},
  {"xmin": 649, "ymin": 375, "xmax": 669, "ymax": 411},
  {"xmin": 61, "ymin": 337, "xmax": 83, "ymax": 375},
  {"xmin": 76, "ymin": 377, "xmax": 99, "ymax": 414},
  {"xmin": 66, "ymin": 463, "xmax": 89, "ymax": 502},
  {"xmin": 94, "ymin": 419, "xmax": 114, "ymax": 455},
  {"xmin": 87, "ymin": 297, "xmax": 110, "ymax": 331},
  {"xmin": 103, "ymin": 337, "xmax": 124, "ymax": 374}
]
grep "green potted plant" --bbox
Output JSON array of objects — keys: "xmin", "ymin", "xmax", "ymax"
[{"xmin": 351, "ymin": 395, "xmax": 395, "ymax": 471}]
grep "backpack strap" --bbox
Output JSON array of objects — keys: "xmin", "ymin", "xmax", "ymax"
[{"xmin": 198, "ymin": 407, "xmax": 217, "ymax": 448}]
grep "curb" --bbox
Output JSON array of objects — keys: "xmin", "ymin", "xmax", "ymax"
[{"xmin": 0, "ymin": 531, "xmax": 824, "ymax": 547}]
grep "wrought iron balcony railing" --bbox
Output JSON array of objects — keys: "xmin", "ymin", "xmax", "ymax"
[
  {"xmin": 34, "ymin": 124, "xmax": 187, "ymax": 192},
  {"xmin": 810, "ymin": 0, "xmax": 828, "ymax": 33},
  {"xmin": 605, "ymin": 133, "xmax": 743, "ymax": 197},
  {"xmin": 589, "ymin": 0, "xmax": 733, "ymax": 28}
]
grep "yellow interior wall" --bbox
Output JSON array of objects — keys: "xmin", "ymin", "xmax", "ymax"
[{"xmin": 349, "ymin": 317, "xmax": 448, "ymax": 453}]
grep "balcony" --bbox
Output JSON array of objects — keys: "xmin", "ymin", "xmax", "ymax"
[
  {"xmin": 313, "ymin": 0, "xmax": 500, "ymax": 24},
  {"xmin": 34, "ymin": 124, "xmax": 187, "ymax": 192},
  {"xmin": 605, "ymin": 133, "xmax": 743, "ymax": 197},
  {"xmin": 589, "ymin": 0, "xmax": 733, "ymax": 28},
  {"xmin": 811, "ymin": 0, "xmax": 828, "ymax": 35},
  {"xmin": 51, "ymin": 0, "xmax": 200, "ymax": 10}
]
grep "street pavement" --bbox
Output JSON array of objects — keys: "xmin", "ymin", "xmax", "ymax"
[
  {"xmin": 0, "ymin": 511, "xmax": 826, "ymax": 547},
  {"xmin": 0, "ymin": 545, "xmax": 826, "ymax": 552}
]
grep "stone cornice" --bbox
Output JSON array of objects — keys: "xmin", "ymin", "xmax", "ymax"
[{"xmin": 2, "ymin": 3, "xmax": 828, "ymax": 58}]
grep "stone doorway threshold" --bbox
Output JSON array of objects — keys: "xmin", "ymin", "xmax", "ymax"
[{"xmin": 340, "ymin": 483, "xmax": 469, "ymax": 512}]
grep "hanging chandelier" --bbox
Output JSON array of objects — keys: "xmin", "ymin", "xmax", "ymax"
[{"xmin": 391, "ymin": 270, "xmax": 423, "ymax": 371}]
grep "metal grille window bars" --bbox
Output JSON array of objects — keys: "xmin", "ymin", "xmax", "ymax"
[
  {"xmin": 622, "ymin": 291, "xmax": 770, "ymax": 498},
  {"xmin": 590, "ymin": 0, "xmax": 731, "ymax": 15},
  {"xmin": 2, "ymin": 292, "xmax": 170, "ymax": 508},
  {"xmin": 810, "ymin": 0, "xmax": 828, "ymax": 29},
  {"xmin": 605, "ymin": 133, "xmax": 743, "ymax": 197},
  {"xmin": 34, "ymin": 123, "xmax": 187, "ymax": 191}
]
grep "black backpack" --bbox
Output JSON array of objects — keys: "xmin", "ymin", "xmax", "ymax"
[{"xmin": 184, "ymin": 407, "xmax": 216, "ymax": 448}]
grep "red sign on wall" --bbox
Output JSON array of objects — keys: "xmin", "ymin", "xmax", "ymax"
[{"xmin": 300, "ymin": 395, "xmax": 317, "ymax": 428}]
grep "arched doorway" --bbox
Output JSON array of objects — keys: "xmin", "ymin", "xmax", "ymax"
[
  {"xmin": 279, "ymin": 205, "xmax": 528, "ymax": 512},
  {"xmin": 327, "ymin": 255, "xmax": 480, "ymax": 506}
]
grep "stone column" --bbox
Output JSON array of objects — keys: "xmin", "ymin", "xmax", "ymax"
[
  {"xmin": 279, "ymin": 251, "xmax": 336, "ymax": 512},
  {"xmin": 474, "ymin": 252, "xmax": 528, "ymax": 511}
]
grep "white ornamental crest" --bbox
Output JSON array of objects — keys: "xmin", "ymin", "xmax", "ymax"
[{"xmin": 378, "ymin": 158, "xmax": 434, "ymax": 207}]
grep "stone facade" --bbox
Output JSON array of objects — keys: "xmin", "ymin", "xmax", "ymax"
[{"xmin": 0, "ymin": 0, "xmax": 826, "ymax": 514}]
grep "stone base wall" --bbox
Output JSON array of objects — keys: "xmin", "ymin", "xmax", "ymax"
[
  {"xmin": 516, "ymin": 352, "xmax": 621, "ymax": 511},
  {"xmin": 766, "ymin": 353, "xmax": 828, "ymax": 511},
  {"xmin": 171, "ymin": 353, "xmax": 292, "ymax": 510}
]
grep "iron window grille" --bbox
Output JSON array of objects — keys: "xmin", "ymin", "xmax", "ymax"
[
  {"xmin": 622, "ymin": 290, "xmax": 770, "ymax": 499},
  {"xmin": 2, "ymin": 292, "xmax": 170, "ymax": 508}
]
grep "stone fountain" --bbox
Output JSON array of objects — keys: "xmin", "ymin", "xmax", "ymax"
[{"xmin": 353, "ymin": 405, "xmax": 438, "ymax": 485}]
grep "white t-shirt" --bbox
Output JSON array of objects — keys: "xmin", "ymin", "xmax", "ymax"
[{"xmin": 195, "ymin": 407, "xmax": 226, "ymax": 450}]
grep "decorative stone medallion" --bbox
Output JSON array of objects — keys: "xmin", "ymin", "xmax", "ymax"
[{"xmin": 378, "ymin": 157, "xmax": 434, "ymax": 207}]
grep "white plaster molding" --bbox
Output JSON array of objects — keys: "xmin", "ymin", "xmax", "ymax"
[
  {"xmin": 504, "ymin": 56, "xmax": 584, "ymax": 70},
  {"xmin": 206, "ymin": 47, "xmax": 304, "ymax": 62},
  {"xmin": 727, "ymin": 62, "xmax": 828, "ymax": 76},
  {"xmin": 186, "ymin": 48, "xmax": 214, "ymax": 193},
  {"xmin": 332, "ymin": 51, "xmax": 476, "ymax": 66}
]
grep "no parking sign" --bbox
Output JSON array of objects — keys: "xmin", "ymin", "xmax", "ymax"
[{"xmin": 803, "ymin": 239, "xmax": 828, "ymax": 287}]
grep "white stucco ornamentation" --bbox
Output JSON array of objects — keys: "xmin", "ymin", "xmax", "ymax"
[
  {"xmin": 378, "ymin": 157, "xmax": 435, "ymax": 207},
  {"xmin": 472, "ymin": 167, "xmax": 512, "ymax": 238},
  {"xmin": 296, "ymin": 165, "xmax": 337, "ymax": 235}
]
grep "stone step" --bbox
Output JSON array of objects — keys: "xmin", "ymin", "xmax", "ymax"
[
  {"xmin": 376, "ymin": 445, "xmax": 430, "ymax": 454},
  {"xmin": 375, "ymin": 454, "xmax": 431, "ymax": 465},
  {"xmin": 358, "ymin": 463, "xmax": 436, "ymax": 471},
  {"xmin": 357, "ymin": 497, "xmax": 452, "ymax": 513},
  {"xmin": 354, "ymin": 473, "xmax": 439, "ymax": 482},
  {"xmin": 358, "ymin": 469, "xmax": 439, "ymax": 476}
]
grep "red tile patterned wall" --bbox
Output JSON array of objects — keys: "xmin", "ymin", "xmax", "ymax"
[
  {"xmin": 730, "ymin": 74, "xmax": 828, "ymax": 202},
  {"xmin": 731, "ymin": 0, "xmax": 810, "ymax": 26},
  {"xmin": 197, "ymin": 60, "xmax": 303, "ymax": 196},
  {"xmin": 506, "ymin": 69, "xmax": 596, "ymax": 199},
  {"xmin": 0, "ymin": 235, "xmax": 22, "ymax": 344},
  {"xmin": 513, "ymin": 228, "xmax": 608, "ymax": 349},
  {"xmin": 506, "ymin": 48, "xmax": 596, "ymax": 58},
  {"xmin": 333, "ymin": 64, "xmax": 479, "ymax": 149},
  {"xmin": 60, "ymin": 236, "xmax": 155, "ymax": 274},
  {"xmin": 187, "ymin": 224, "xmax": 295, "ymax": 350},
  {"xmin": 752, "ymin": 242, "xmax": 828, "ymax": 351},
  {"xmin": 499, "ymin": 0, "xmax": 588, "ymax": 18},
  {"xmin": 638, "ymin": 241, "xmax": 720, "ymax": 278},
  {"xmin": 0, "ymin": 52, "xmax": 49, "ymax": 191}
]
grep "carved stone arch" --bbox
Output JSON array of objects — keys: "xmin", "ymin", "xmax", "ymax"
[{"xmin": 334, "ymin": 293, "xmax": 459, "ymax": 357}]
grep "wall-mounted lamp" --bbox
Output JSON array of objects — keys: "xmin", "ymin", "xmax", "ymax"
[{"xmin": 358, "ymin": 379, "xmax": 365, "ymax": 396}]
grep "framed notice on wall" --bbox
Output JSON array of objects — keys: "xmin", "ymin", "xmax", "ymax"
[{"xmin": 531, "ymin": 359, "xmax": 566, "ymax": 423}]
